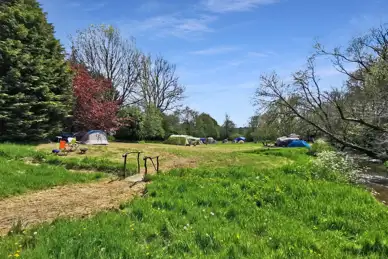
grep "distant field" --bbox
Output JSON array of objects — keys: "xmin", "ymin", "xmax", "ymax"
[{"xmin": 36, "ymin": 142, "xmax": 291, "ymax": 171}]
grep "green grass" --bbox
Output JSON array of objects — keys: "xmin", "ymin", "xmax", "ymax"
[
  {"xmin": 0, "ymin": 157, "xmax": 104, "ymax": 198},
  {"xmin": 1, "ymin": 149, "xmax": 387, "ymax": 258}
]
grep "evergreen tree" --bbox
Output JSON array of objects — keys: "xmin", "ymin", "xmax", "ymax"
[{"xmin": 0, "ymin": 0, "xmax": 72, "ymax": 141}]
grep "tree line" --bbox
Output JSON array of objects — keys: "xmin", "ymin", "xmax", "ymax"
[
  {"xmin": 254, "ymin": 24, "xmax": 388, "ymax": 161},
  {"xmin": 0, "ymin": 0, "xmax": 248, "ymax": 142}
]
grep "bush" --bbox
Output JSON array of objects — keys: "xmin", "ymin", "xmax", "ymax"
[
  {"xmin": 310, "ymin": 139, "xmax": 333, "ymax": 154},
  {"xmin": 107, "ymin": 135, "xmax": 116, "ymax": 142},
  {"xmin": 311, "ymin": 151, "xmax": 360, "ymax": 182}
]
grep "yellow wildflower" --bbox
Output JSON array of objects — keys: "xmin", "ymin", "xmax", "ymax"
[{"xmin": 14, "ymin": 253, "xmax": 20, "ymax": 257}]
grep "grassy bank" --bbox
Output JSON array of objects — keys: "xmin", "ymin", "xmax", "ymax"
[{"xmin": 1, "ymin": 149, "xmax": 387, "ymax": 258}]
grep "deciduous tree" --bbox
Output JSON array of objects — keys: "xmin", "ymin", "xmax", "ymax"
[
  {"xmin": 72, "ymin": 65, "xmax": 120, "ymax": 132},
  {"xmin": 137, "ymin": 55, "xmax": 185, "ymax": 112},
  {"xmin": 70, "ymin": 24, "xmax": 142, "ymax": 105}
]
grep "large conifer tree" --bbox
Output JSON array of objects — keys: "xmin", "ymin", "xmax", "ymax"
[{"xmin": 0, "ymin": 0, "xmax": 72, "ymax": 141}]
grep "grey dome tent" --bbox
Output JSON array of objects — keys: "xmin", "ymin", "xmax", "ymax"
[{"xmin": 80, "ymin": 130, "xmax": 109, "ymax": 145}]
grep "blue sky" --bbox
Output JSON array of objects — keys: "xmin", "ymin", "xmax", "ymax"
[{"xmin": 39, "ymin": 0, "xmax": 388, "ymax": 126}]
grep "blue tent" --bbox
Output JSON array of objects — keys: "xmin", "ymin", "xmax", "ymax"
[
  {"xmin": 288, "ymin": 140, "xmax": 311, "ymax": 149},
  {"xmin": 235, "ymin": 136, "xmax": 246, "ymax": 142}
]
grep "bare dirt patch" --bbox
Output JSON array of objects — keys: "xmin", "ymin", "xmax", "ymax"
[{"xmin": 0, "ymin": 179, "xmax": 145, "ymax": 236}]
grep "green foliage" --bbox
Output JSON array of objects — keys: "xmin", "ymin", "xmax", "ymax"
[
  {"xmin": 116, "ymin": 106, "xmax": 145, "ymax": 141},
  {"xmin": 310, "ymin": 139, "xmax": 333, "ymax": 154},
  {"xmin": 107, "ymin": 135, "xmax": 115, "ymax": 142},
  {"xmin": 221, "ymin": 113, "xmax": 236, "ymax": 140},
  {"xmin": 0, "ymin": 0, "xmax": 72, "ymax": 141},
  {"xmin": 143, "ymin": 105, "xmax": 165, "ymax": 140},
  {"xmin": 162, "ymin": 112, "xmax": 182, "ymax": 136},
  {"xmin": 311, "ymin": 151, "xmax": 360, "ymax": 182},
  {"xmin": 195, "ymin": 113, "xmax": 220, "ymax": 138}
]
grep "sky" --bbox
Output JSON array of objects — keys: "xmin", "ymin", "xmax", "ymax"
[{"xmin": 39, "ymin": 0, "xmax": 388, "ymax": 126}]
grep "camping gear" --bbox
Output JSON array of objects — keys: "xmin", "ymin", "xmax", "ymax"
[
  {"xmin": 207, "ymin": 137, "xmax": 216, "ymax": 144},
  {"xmin": 287, "ymin": 140, "xmax": 311, "ymax": 149},
  {"xmin": 234, "ymin": 136, "xmax": 246, "ymax": 142},
  {"xmin": 276, "ymin": 136, "xmax": 299, "ymax": 147},
  {"xmin": 79, "ymin": 148, "xmax": 88, "ymax": 154},
  {"xmin": 80, "ymin": 130, "xmax": 109, "ymax": 145},
  {"xmin": 165, "ymin": 135, "xmax": 201, "ymax": 146},
  {"xmin": 59, "ymin": 140, "xmax": 66, "ymax": 149}
]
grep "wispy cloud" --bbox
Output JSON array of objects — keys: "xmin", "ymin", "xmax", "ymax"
[
  {"xmin": 124, "ymin": 14, "xmax": 217, "ymax": 39},
  {"xmin": 190, "ymin": 46, "xmax": 240, "ymax": 55},
  {"xmin": 247, "ymin": 51, "xmax": 276, "ymax": 58},
  {"xmin": 203, "ymin": 0, "xmax": 279, "ymax": 13}
]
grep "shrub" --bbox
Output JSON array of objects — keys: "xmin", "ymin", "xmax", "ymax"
[
  {"xmin": 311, "ymin": 151, "xmax": 360, "ymax": 182},
  {"xmin": 310, "ymin": 139, "xmax": 333, "ymax": 154},
  {"xmin": 107, "ymin": 135, "xmax": 116, "ymax": 142}
]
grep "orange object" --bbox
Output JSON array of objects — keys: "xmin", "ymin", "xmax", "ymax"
[{"xmin": 59, "ymin": 140, "xmax": 66, "ymax": 149}]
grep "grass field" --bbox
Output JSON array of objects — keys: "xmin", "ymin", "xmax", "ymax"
[
  {"xmin": 0, "ymin": 142, "xmax": 387, "ymax": 258},
  {"xmin": 0, "ymin": 144, "xmax": 105, "ymax": 198}
]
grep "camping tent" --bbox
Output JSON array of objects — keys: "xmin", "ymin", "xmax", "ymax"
[
  {"xmin": 288, "ymin": 140, "xmax": 311, "ymax": 149},
  {"xmin": 80, "ymin": 130, "xmax": 109, "ymax": 145},
  {"xmin": 165, "ymin": 135, "xmax": 201, "ymax": 146},
  {"xmin": 276, "ymin": 136, "xmax": 299, "ymax": 147},
  {"xmin": 207, "ymin": 137, "xmax": 216, "ymax": 144},
  {"xmin": 234, "ymin": 136, "xmax": 246, "ymax": 142}
]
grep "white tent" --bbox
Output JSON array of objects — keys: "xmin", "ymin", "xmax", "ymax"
[{"xmin": 80, "ymin": 130, "xmax": 109, "ymax": 145}]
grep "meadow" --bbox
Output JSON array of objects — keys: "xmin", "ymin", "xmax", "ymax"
[{"xmin": 0, "ymin": 142, "xmax": 387, "ymax": 258}]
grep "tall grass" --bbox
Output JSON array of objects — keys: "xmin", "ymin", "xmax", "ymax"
[{"xmin": 1, "ymin": 163, "xmax": 387, "ymax": 258}]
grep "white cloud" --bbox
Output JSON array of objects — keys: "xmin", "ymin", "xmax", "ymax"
[
  {"xmin": 125, "ymin": 14, "xmax": 217, "ymax": 39},
  {"xmin": 190, "ymin": 46, "xmax": 240, "ymax": 55},
  {"xmin": 247, "ymin": 51, "xmax": 276, "ymax": 58},
  {"xmin": 203, "ymin": 0, "xmax": 278, "ymax": 13}
]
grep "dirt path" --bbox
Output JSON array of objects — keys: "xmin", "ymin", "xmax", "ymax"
[{"xmin": 0, "ymin": 179, "xmax": 146, "ymax": 235}]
